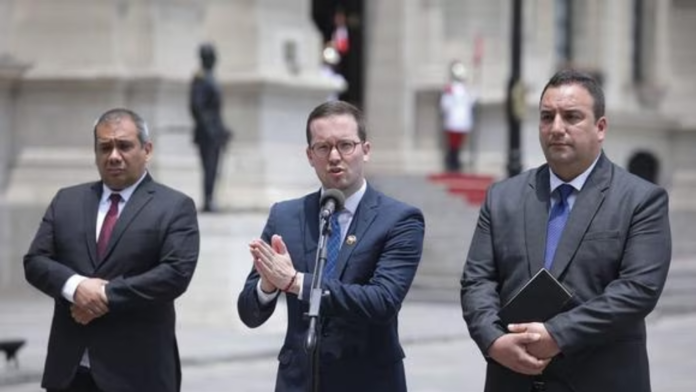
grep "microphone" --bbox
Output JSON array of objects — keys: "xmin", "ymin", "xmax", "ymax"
[{"xmin": 320, "ymin": 189, "xmax": 345, "ymax": 219}]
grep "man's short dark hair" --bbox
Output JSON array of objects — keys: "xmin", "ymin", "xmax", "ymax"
[
  {"xmin": 93, "ymin": 108, "xmax": 150, "ymax": 147},
  {"xmin": 540, "ymin": 69, "xmax": 606, "ymax": 121},
  {"xmin": 305, "ymin": 101, "xmax": 367, "ymax": 145}
]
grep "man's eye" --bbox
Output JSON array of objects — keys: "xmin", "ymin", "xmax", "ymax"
[
  {"xmin": 338, "ymin": 142, "xmax": 352, "ymax": 150},
  {"xmin": 565, "ymin": 113, "xmax": 581, "ymax": 122},
  {"xmin": 117, "ymin": 143, "xmax": 133, "ymax": 151}
]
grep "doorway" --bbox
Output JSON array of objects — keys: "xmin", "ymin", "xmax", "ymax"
[{"xmin": 311, "ymin": 0, "xmax": 365, "ymax": 109}]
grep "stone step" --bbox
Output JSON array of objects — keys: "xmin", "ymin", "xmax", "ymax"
[
  {"xmin": 669, "ymin": 211, "xmax": 696, "ymax": 258},
  {"xmin": 409, "ymin": 261, "xmax": 696, "ymax": 309},
  {"xmin": 654, "ymin": 294, "xmax": 696, "ymax": 316},
  {"xmin": 654, "ymin": 261, "xmax": 696, "ymax": 316},
  {"xmin": 369, "ymin": 174, "xmax": 481, "ymax": 292},
  {"xmin": 667, "ymin": 170, "xmax": 696, "ymax": 211}
]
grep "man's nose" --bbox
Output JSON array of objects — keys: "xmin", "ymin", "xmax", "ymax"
[
  {"xmin": 550, "ymin": 114, "xmax": 565, "ymax": 135},
  {"xmin": 108, "ymin": 147, "xmax": 122, "ymax": 161},
  {"xmin": 328, "ymin": 146, "xmax": 342, "ymax": 161}
]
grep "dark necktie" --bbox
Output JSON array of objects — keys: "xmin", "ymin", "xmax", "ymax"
[
  {"xmin": 97, "ymin": 193, "xmax": 122, "ymax": 259},
  {"xmin": 544, "ymin": 184, "xmax": 574, "ymax": 270},
  {"xmin": 323, "ymin": 213, "xmax": 342, "ymax": 282}
]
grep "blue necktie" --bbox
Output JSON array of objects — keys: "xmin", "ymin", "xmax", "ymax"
[
  {"xmin": 323, "ymin": 213, "xmax": 341, "ymax": 281},
  {"xmin": 544, "ymin": 184, "xmax": 574, "ymax": 270}
]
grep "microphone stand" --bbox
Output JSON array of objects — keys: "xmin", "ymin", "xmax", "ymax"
[{"xmin": 305, "ymin": 213, "xmax": 333, "ymax": 392}]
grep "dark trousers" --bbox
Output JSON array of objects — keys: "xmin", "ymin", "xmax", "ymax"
[
  {"xmin": 47, "ymin": 367, "xmax": 102, "ymax": 392},
  {"xmin": 444, "ymin": 131, "xmax": 468, "ymax": 172},
  {"xmin": 197, "ymin": 142, "xmax": 222, "ymax": 209}
]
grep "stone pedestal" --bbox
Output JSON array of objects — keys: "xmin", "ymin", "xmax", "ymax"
[
  {"xmin": 156, "ymin": 76, "xmax": 338, "ymax": 212},
  {"xmin": 221, "ymin": 77, "xmax": 336, "ymax": 209}
]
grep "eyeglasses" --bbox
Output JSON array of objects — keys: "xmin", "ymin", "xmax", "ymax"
[{"xmin": 310, "ymin": 140, "xmax": 363, "ymax": 158}]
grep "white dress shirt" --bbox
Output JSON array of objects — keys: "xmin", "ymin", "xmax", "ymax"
[{"xmin": 548, "ymin": 153, "xmax": 601, "ymax": 211}]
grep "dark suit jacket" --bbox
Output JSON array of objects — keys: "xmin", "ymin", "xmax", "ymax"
[
  {"xmin": 237, "ymin": 185, "xmax": 425, "ymax": 392},
  {"xmin": 24, "ymin": 175, "xmax": 200, "ymax": 392},
  {"xmin": 461, "ymin": 154, "xmax": 671, "ymax": 392}
]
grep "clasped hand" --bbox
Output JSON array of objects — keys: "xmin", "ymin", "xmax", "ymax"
[
  {"xmin": 249, "ymin": 235, "xmax": 297, "ymax": 293},
  {"xmin": 487, "ymin": 322, "xmax": 560, "ymax": 376},
  {"xmin": 71, "ymin": 278, "xmax": 109, "ymax": 325}
]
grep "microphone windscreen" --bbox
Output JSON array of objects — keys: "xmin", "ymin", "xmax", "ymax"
[{"xmin": 321, "ymin": 189, "xmax": 346, "ymax": 211}]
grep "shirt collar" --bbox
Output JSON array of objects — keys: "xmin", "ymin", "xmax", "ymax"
[
  {"xmin": 101, "ymin": 171, "xmax": 148, "ymax": 204},
  {"xmin": 321, "ymin": 179, "xmax": 367, "ymax": 217},
  {"xmin": 549, "ymin": 153, "xmax": 600, "ymax": 194}
]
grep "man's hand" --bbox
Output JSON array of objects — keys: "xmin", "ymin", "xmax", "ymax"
[
  {"xmin": 250, "ymin": 235, "xmax": 296, "ymax": 293},
  {"xmin": 508, "ymin": 322, "xmax": 561, "ymax": 359},
  {"xmin": 73, "ymin": 278, "xmax": 109, "ymax": 317},
  {"xmin": 71, "ymin": 304, "xmax": 99, "ymax": 325},
  {"xmin": 487, "ymin": 332, "xmax": 551, "ymax": 375},
  {"xmin": 248, "ymin": 243, "xmax": 277, "ymax": 294}
]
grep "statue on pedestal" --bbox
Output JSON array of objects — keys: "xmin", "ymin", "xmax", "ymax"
[{"xmin": 189, "ymin": 43, "xmax": 232, "ymax": 212}]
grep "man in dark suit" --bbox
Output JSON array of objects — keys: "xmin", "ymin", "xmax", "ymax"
[
  {"xmin": 237, "ymin": 101, "xmax": 425, "ymax": 392},
  {"xmin": 24, "ymin": 108, "xmax": 200, "ymax": 392},
  {"xmin": 461, "ymin": 69, "xmax": 671, "ymax": 392},
  {"xmin": 190, "ymin": 42, "xmax": 231, "ymax": 212}
]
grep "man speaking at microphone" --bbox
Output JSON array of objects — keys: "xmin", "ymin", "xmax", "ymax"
[{"xmin": 237, "ymin": 101, "xmax": 425, "ymax": 392}]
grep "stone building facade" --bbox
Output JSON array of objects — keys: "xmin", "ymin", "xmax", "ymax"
[{"xmin": 1, "ymin": 0, "xmax": 695, "ymax": 294}]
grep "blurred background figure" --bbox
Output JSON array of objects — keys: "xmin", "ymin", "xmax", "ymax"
[
  {"xmin": 439, "ymin": 60, "xmax": 477, "ymax": 172},
  {"xmin": 320, "ymin": 7, "xmax": 350, "ymax": 102},
  {"xmin": 312, "ymin": 0, "xmax": 364, "ymax": 108},
  {"xmin": 332, "ymin": 8, "xmax": 350, "ymax": 62},
  {"xmin": 190, "ymin": 43, "xmax": 232, "ymax": 213}
]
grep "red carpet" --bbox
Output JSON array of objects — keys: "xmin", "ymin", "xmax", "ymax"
[{"xmin": 427, "ymin": 173, "xmax": 496, "ymax": 206}]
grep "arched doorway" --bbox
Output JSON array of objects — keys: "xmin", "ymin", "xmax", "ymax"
[{"xmin": 628, "ymin": 150, "xmax": 660, "ymax": 184}]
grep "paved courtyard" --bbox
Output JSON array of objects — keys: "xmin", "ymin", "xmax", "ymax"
[{"xmin": 1, "ymin": 212, "xmax": 694, "ymax": 392}]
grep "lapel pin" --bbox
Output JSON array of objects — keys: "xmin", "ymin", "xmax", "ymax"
[{"xmin": 346, "ymin": 235, "xmax": 356, "ymax": 245}]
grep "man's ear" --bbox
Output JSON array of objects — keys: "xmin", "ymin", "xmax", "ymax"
[
  {"xmin": 362, "ymin": 141, "xmax": 371, "ymax": 162},
  {"xmin": 596, "ymin": 116, "xmax": 607, "ymax": 143},
  {"xmin": 306, "ymin": 147, "xmax": 315, "ymax": 167},
  {"xmin": 144, "ymin": 141, "xmax": 154, "ymax": 162}
]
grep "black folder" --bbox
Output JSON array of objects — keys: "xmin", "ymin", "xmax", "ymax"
[{"xmin": 498, "ymin": 268, "xmax": 573, "ymax": 326}]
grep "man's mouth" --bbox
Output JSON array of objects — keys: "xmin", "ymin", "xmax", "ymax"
[{"xmin": 549, "ymin": 142, "xmax": 569, "ymax": 148}]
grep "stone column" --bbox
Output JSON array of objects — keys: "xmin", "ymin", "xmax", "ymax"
[
  {"xmin": 0, "ymin": 55, "xmax": 30, "ymax": 296},
  {"xmin": 654, "ymin": 0, "xmax": 672, "ymax": 85},
  {"xmin": 363, "ymin": 0, "xmax": 410, "ymax": 173},
  {"xmin": 601, "ymin": 0, "xmax": 633, "ymax": 110}
]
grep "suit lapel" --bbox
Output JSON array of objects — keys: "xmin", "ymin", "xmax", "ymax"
[
  {"xmin": 84, "ymin": 182, "xmax": 102, "ymax": 267},
  {"xmin": 334, "ymin": 186, "xmax": 378, "ymax": 280},
  {"xmin": 99, "ymin": 176, "xmax": 155, "ymax": 264},
  {"xmin": 526, "ymin": 167, "xmax": 551, "ymax": 275},
  {"xmin": 303, "ymin": 191, "xmax": 321, "ymax": 272},
  {"xmin": 550, "ymin": 154, "xmax": 611, "ymax": 277}
]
